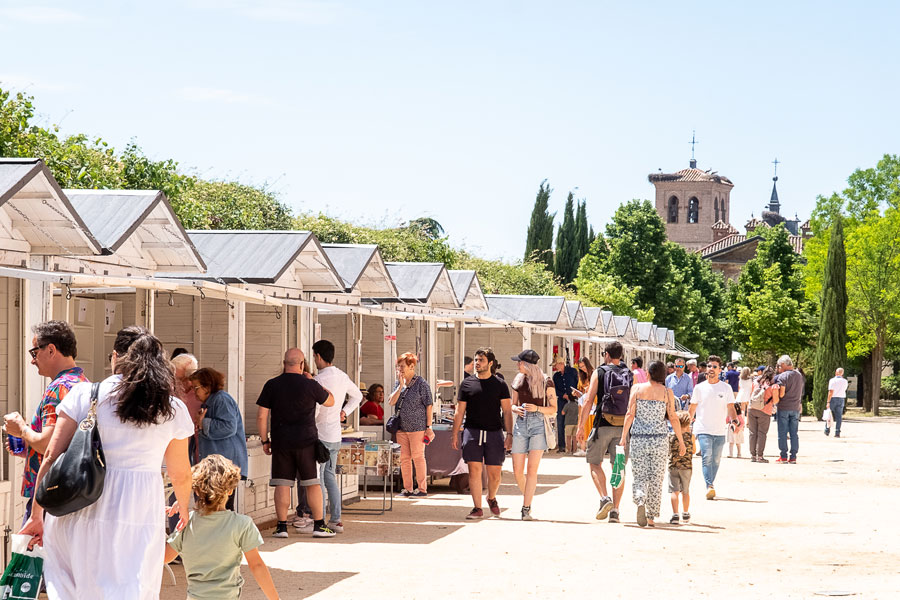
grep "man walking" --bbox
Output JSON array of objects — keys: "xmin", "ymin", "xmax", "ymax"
[
  {"xmin": 689, "ymin": 355, "xmax": 737, "ymax": 500},
  {"xmin": 552, "ymin": 356, "xmax": 578, "ymax": 451},
  {"xmin": 257, "ymin": 348, "xmax": 336, "ymax": 538},
  {"xmin": 774, "ymin": 355, "xmax": 804, "ymax": 462},
  {"xmin": 576, "ymin": 342, "xmax": 631, "ymax": 523},
  {"xmin": 724, "ymin": 362, "xmax": 740, "ymax": 397},
  {"xmin": 452, "ymin": 348, "xmax": 512, "ymax": 519},
  {"xmin": 464, "ymin": 356, "xmax": 475, "ymax": 378},
  {"xmin": 825, "ymin": 368, "xmax": 849, "ymax": 438},
  {"xmin": 312, "ymin": 339, "xmax": 363, "ymax": 534},
  {"xmin": 666, "ymin": 359, "xmax": 694, "ymax": 411},
  {"xmin": 4, "ymin": 321, "xmax": 88, "ymax": 525}
]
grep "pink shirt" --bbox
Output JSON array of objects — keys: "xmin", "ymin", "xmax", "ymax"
[
  {"xmin": 632, "ymin": 368, "xmax": 649, "ymax": 384},
  {"xmin": 176, "ymin": 381, "xmax": 202, "ymax": 417}
]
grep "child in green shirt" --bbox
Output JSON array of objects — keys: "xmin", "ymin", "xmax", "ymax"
[{"xmin": 166, "ymin": 454, "xmax": 280, "ymax": 600}]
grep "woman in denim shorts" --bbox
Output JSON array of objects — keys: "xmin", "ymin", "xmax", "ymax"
[{"xmin": 509, "ymin": 349, "xmax": 557, "ymax": 521}]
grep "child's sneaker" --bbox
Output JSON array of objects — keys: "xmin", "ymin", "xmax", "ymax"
[
  {"xmin": 313, "ymin": 524, "xmax": 336, "ymax": 538},
  {"xmin": 682, "ymin": 512, "xmax": 691, "ymax": 524},
  {"xmin": 296, "ymin": 521, "xmax": 314, "ymax": 534},
  {"xmin": 669, "ymin": 514, "xmax": 680, "ymax": 525},
  {"xmin": 273, "ymin": 523, "xmax": 289, "ymax": 538},
  {"xmin": 608, "ymin": 509, "xmax": 620, "ymax": 523}
]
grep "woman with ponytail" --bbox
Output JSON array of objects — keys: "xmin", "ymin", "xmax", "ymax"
[
  {"xmin": 509, "ymin": 349, "xmax": 556, "ymax": 521},
  {"xmin": 21, "ymin": 326, "xmax": 195, "ymax": 599}
]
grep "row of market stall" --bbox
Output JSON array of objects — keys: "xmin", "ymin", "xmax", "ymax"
[{"xmin": 0, "ymin": 158, "xmax": 696, "ymax": 531}]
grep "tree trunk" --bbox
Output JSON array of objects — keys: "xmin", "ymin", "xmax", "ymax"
[
  {"xmin": 860, "ymin": 354, "xmax": 872, "ymax": 411},
  {"xmin": 871, "ymin": 334, "xmax": 885, "ymax": 417}
]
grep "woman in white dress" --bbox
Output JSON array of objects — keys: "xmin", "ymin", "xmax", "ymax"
[{"xmin": 21, "ymin": 326, "xmax": 194, "ymax": 599}]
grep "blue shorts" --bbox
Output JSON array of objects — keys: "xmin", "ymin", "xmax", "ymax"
[
  {"xmin": 511, "ymin": 413, "xmax": 548, "ymax": 454},
  {"xmin": 461, "ymin": 428, "xmax": 506, "ymax": 466}
]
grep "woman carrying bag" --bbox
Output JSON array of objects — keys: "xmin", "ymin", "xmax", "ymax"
[
  {"xmin": 21, "ymin": 326, "xmax": 194, "ymax": 599},
  {"xmin": 389, "ymin": 353, "xmax": 433, "ymax": 497}
]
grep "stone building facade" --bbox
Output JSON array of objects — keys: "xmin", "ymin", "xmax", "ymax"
[{"xmin": 648, "ymin": 159, "xmax": 734, "ymax": 251}]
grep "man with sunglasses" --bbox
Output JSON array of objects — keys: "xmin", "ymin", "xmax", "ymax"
[
  {"xmin": 3, "ymin": 321, "xmax": 88, "ymax": 524},
  {"xmin": 665, "ymin": 359, "xmax": 693, "ymax": 411},
  {"xmin": 689, "ymin": 355, "xmax": 737, "ymax": 500}
]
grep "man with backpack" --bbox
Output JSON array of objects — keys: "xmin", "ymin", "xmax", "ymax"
[{"xmin": 576, "ymin": 341, "xmax": 632, "ymax": 523}]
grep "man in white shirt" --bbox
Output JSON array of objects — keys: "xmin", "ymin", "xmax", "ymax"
[
  {"xmin": 311, "ymin": 339, "xmax": 363, "ymax": 534},
  {"xmin": 689, "ymin": 355, "xmax": 737, "ymax": 500},
  {"xmin": 825, "ymin": 367, "xmax": 849, "ymax": 438}
]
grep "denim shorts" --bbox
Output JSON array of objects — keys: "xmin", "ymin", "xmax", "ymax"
[{"xmin": 511, "ymin": 412, "xmax": 548, "ymax": 454}]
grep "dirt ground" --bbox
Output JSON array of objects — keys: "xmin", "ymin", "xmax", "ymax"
[{"xmin": 160, "ymin": 416, "xmax": 900, "ymax": 599}]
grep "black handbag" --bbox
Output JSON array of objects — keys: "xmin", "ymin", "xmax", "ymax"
[
  {"xmin": 315, "ymin": 440, "xmax": 330, "ymax": 464},
  {"xmin": 36, "ymin": 382, "xmax": 106, "ymax": 517},
  {"xmin": 385, "ymin": 386, "xmax": 406, "ymax": 434}
]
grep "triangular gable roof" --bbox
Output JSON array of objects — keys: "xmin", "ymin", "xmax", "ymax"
[
  {"xmin": 321, "ymin": 243, "xmax": 397, "ymax": 297},
  {"xmin": 666, "ymin": 329, "xmax": 676, "ymax": 349},
  {"xmin": 377, "ymin": 263, "xmax": 459, "ymax": 308},
  {"xmin": 162, "ymin": 231, "xmax": 342, "ymax": 291},
  {"xmin": 656, "ymin": 327, "xmax": 669, "ymax": 346},
  {"xmin": 582, "ymin": 307, "xmax": 602, "ymax": 331},
  {"xmin": 612, "ymin": 315, "xmax": 633, "ymax": 338},
  {"xmin": 65, "ymin": 189, "xmax": 205, "ymax": 272},
  {"xmin": 565, "ymin": 300, "xmax": 587, "ymax": 329},
  {"xmin": 601, "ymin": 310, "xmax": 614, "ymax": 334},
  {"xmin": 636, "ymin": 321, "xmax": 653, "ymax": 342},
  {"xmin": 448, "ymin": 270, "xmax": 488, "ymax": 312},
  {"xmin": 0, "ymin": 158, "xmax": 101, "ymax": 256},
  {"xmin": 484, "ymin": 295, "xmax": 568, "ymax": 326}
]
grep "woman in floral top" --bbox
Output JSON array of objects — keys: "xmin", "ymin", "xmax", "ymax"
[{"xmin": 389, "ymin": 353, "xmax": 433, "ymax": 497}]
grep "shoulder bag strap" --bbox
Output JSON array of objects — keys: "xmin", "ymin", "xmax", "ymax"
[{"xmin": 83, "ymin": 382, "xmax": 101, "ymax": 429}]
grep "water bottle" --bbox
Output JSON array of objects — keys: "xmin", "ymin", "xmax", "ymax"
[{"xmin": 8, "ymin": 435, "xmax": 25, "ymax": 455}]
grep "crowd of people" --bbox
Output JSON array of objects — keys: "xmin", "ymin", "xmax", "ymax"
[{"xmin": 1, "ymin": 318, "xmax": 852, "ymax": 597}]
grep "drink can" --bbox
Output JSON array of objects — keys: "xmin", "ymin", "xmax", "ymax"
[{"xmin": 8, "ymin": 435, "xmax": 25, "ymax": 455}]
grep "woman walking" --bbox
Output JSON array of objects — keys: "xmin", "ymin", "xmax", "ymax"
[
  {"xmin": 574, "ymin": 357, "xmax": 595, "ymax": 451},
  {"xmin": 389, "ymin": 353, "xmax": 434, "ymax": 497},
  {"xmin": 21, "ymin": 326, "xmax": 194, "ymax": 599},
  {"xmin": 748, "ymin": 367, "xmax": 779, "ymax": 463},
  {"xmin": 620, "ymin": 360, "xmax": 686, "ymax": 527},
  {"xmin": 736, "ymin": 367, "xmax": 753, "ymax": 414},
  {"xmin": 190, "ymin": 367, "xmax": 249, "ymax": 508},
  {"xmin": 509, "ymin": 349, "xmax": 556, "ymax": 521}
]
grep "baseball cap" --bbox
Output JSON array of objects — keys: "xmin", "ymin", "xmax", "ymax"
[
  {"xmin": 755, "ymin": 366, "xmax": 765, "ymax": 372},
  {"xmin": 511, "ymin": 349, "xmax": 540, "ymax": 365}
]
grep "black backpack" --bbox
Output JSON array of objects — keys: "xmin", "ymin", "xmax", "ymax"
[{"xmin": 599, "ymin": 364, "xmax": 633, "ymax": 418}]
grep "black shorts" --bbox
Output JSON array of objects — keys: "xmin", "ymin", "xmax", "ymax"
[
  {"xmin": 461, "ymin": 428, "xmax": 506, "ymax": 466},
  {"xmin": 270, "ymin": 445, "xmax": 319, "ymax": 487}
]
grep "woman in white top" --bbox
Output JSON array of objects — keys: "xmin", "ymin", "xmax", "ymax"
[
  {"xmin": 21, "ymin": 326, "xmax": 194, "ymax": 599},
  {"xmin": 736, "ymin": 367, "xmax": 753, "ymax": 413}
]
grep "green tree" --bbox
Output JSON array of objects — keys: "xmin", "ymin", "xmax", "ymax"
[
  {"xmin": 555, "ymin": 192, "xmax": 578, "ymax": 283},
  {"xmin": 811, "ymin": 216, "xmax": 848, "ymax": 417},
  {"xmin": 728, "ymin": 224, "xmax": 813, "ymax": 362},
  {"xmin": 574, "ymin": 237, "xmax": 653, "ymax": 320},
  {"xmin": 735, "ymin": 264, "xmax": 810, "ymax": 358},
  {"xmin": 524, "ymin": 180, "xmax": 555, "ymax": 269},
  {"xmin": 574, "ymin": 199, "xmax": 589, "ymax": 260},
  {"xmin": 177, "ymin": 180, "xmax": 293, "ymax": 230},
  {"xmin": 667, "ymin": 242, "xmax": 729, "ymax": 357}
]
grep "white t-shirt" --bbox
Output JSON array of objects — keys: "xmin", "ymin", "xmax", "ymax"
[
  {"xmin": 690, "ymin": 380, "xmax": 735, "ymax": 436},
  {"xmin": 828, "ymin": 376, "xmax": 849, "ymax": 398},
  {"xmin": 314, "ymin": 366, "xmax": 363, "ymax": 443}
]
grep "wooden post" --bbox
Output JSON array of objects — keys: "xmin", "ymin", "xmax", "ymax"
[
  {"xmin": 192, "ymin": 295, "xmax": 202, "ymax": 362},
  {"xmin": 383, "ymin": 317, "xmax": 397, "ymax": 417},
  {"xmin": 454, "ymin": 320, "xmax": 466, "ymax": 385},
  {"xmin": 522, "ymin": 325, "xmax": 532, "ymax": 352},
  {"xmin": 426, "ymin": 319, "xmax": 437, "ymax": 392},
  {"xmin": 227, "ymin": 300, "xmax": 246, "ymax": 422}
]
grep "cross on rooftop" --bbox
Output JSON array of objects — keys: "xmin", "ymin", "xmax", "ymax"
[{"xmin": 772, "ymin": 157, "xmax": 780, "ymax": 181}]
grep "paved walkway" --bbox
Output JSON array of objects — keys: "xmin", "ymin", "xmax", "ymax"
[{"xmin": 161, "ymin": 417, "xmax": 900, "ymax": 599}]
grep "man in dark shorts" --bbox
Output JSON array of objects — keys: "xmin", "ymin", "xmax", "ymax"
[
  {"xmin": 257, "ymin": 348, "xmax": 335, "ymax": 538},
  {"xmin": 451, "ymin": 347, "xmax": 512, "ymax": 520}
]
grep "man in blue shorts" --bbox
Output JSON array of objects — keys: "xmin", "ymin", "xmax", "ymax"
[{"xmin": 452, "ymin": 347, "xmax": 513, "ymax": 520}]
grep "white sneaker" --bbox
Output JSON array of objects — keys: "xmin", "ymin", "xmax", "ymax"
[
  {"xmin": 296, "ymin": 521, "xmax": 314, "ymax": 533},
  {"xmin": 574, "ymin": 450, "xmax": 586, "ymax": 457},
  {"xmin": 328, "ymin": 521, "xmax": 344, "ymax": 533}
]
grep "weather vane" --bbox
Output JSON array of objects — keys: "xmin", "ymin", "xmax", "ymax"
[
  {"xmin": 690, "ymin": 131, "xmax": 698, "ymax": 161},
  {"xmin": 772, "ymin": 157, "xmax": 780, "ymax": 181}
]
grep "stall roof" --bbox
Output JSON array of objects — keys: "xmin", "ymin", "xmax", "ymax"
[
  {"xmin": 636, "ymin": 321, "xmax": 653, "ymax": 342},
  {"xmin": 161, "ymin": 230, "xmax": 343, "ymax": 292},
  {"xmin": 65, "ymin": 189, "xmax": 205, "ymax": 272},
  {"xmin": 0, "ymin": 159, "xmax": 101, "ymax": 256},
  {"xmin": 321, "ymin": 243, "xmax": 397, "ymax": 297},
  {"xmin": 612, "ymin": 315, "xmax": 634, "ymax": 338},
  {"xmin": 566, "ymin": 300, "xmax": 587, "ymax": 329},
  {"xmin": 483, "ymin": 295, "xmax": 569, "ymax": 327},
  {"xmin": 373, "ymin": 263, "xmax": 459, "ymax": 308},
  {"xmin": 601, "ymin": 310, "xmax": 614, "ymax": 334},
  {"xmin": 583, "ymin": 307, "xmax": 602, "ymax": 331},
  {"xmin": 656, "ymin": 327, "xmax": 668, "ymax": 346},
  {"xmin": 448, "ymin": 270, "xmax": 488, "ymax": 312}
]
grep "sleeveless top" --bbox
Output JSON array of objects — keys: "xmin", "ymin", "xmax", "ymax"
[{"xmin": 631, "ymin": 398, "xmax": 669, "ymax": 436}]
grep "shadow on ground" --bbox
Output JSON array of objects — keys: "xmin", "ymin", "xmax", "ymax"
[{"xmin": 160, "ymin": 566, "xmax": 356, "ymax": 599}]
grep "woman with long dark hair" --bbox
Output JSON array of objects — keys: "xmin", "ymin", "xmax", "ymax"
[
  {"xmin": 21, "ymin": 326, "xmax": 194, "ymax": 599},
  {"xmin": 620, "ymin": 360, "xmax": 686, "ymax": 527}
]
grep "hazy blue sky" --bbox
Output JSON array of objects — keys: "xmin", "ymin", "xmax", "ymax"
[{"xmin": 2, "ymin": 1, "xmax": 897, "ymax": 260}]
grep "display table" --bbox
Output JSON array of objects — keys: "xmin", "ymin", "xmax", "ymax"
[
  {"xmin": 336, "ymin": 437, "xmax": 396, "ymax": 514},
  {"xmin": 391, "ymin": 425, "xmax": 467, "ymax": 477}
]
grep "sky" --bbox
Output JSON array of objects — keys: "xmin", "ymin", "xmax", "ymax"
[{"xmin": 2, "ymin": 1, "xmax": 898, "ymax": 261}]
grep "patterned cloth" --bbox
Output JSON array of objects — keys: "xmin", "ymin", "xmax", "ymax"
[
  {"xmin": 22, "ymin": 367, "xmax": 88, "ymax": 497},
  {"xmin": 668, "ymin": 430, "xmax": 693, "ymax": 470},
  {"xmin": 396, "ymin": 376, "xmax": 433, "ymax": 432}
]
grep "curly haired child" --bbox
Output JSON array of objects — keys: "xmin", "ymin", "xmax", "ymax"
[{"xmin": 165, "ymin": 454, "xmax": 280, "ymax": 599}]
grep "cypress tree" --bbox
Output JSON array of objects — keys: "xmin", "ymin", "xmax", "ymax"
[
  {"xmin": 524, "ymin": 180, "xmax": 555, "ymax": 270},
  {"xmin": 574, "ymin": 199, "xmax": 589, "ymax": 260},
  {"xmin": 555, "ymin": 192, "xmax": 578, "ymax": 283},
  {"xmin": 589, "ymin": 225, "xmax": 596, "ymax": 245},
  {"xmin": 812, "ymin": 215, "xmax": 848, "ymax": 417}
]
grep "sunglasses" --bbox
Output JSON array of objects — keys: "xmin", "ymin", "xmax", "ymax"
[
  {"xmin": 674, "ymin": 365, "xmax": 685, "ymax": 369},
  {"xmin": 28, "ymin": 344, "xmax": 48, "ymax": 359}
]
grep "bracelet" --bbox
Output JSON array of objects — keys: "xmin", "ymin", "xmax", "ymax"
[{"xmin": 262, "ymin": 440, "xmax": 271, "ymax": 445}]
